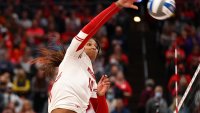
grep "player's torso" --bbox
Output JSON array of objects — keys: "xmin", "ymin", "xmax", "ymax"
[{"xmin": 49, "ymin": 53, "xmax": 97, "ymax": 111}]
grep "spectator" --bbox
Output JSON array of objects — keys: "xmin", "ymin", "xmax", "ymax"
[
  {"xmin": 159, "ymin": 23, "xmax": 176, "ymax": 51},
  {"xmin": 168, "ymin": 69, "xmax": 191, "ymax": 97},
  {"xmin": 187, "ymin": 45, "xmax": 200, "ymax": 74},
  {"xmin": 0, "ymin": 72, "xmax": 11, "ymax": 113},
  {"xmin": 169, "ymin": 95, "xmax": 189, "ymax": 113},
  {"xmin": 12, "ymin": 66, "xmax": 30, "ymax": 97},
  {"xmin": 111, "ymin": 44, "xmax": 129, "ymax": 66},
  {"xmin": 115, "ymin": 71, "xmax": 132, "ymax": 106},
  {"xmin": 165, "ymin": 44, "xmax": 186, "ymax": 78},
  {"xmin": 25, "ymin": 19, "xmax": 45, "ymax": 45},
  {"xmin": 96, "ymin": 26, "xmax": 108, "ymax": 38},
  {"xmin": 46, "ymin": 23, "xmax": 61, "ymax": 45},
  {"xmin": 138, "ymin": 79, "xmax": 155, "ymax": 113},
  {"xmin": 19, "ymin": 10, "xmax": 32, "ymax": 29},
  {"xmin": 112, "ymin": 25, "xmax": 126, "ymax": 48},
  {"xmin": 0, "ymin": 49, "xmax": 14, "ymax": 75},
  {"xmin": 31, "ymin": 67, "xmax": 48, "ymax": 113},
  {"xmin": 9, "ymin": 46, "xmax": 24, "ymax": 65},
  {"xmin": 0, "ymin": 26, "xmax": 13, "ymax": 49},
  {"xmin": 65, "ymin": 11, "xmax": 81, "ymax": 33},
  {"xmin": 107, "ymin": 76, "xmax": 117, "ymax": 112},
  {"xmin": 99, "ymin": 36, "xmax": 109, "ymax": 53},
  {"xmin": 174, "ymin": 30, "xmax": 187, "ymax": 49},
  {"xmin": 20, "ymin": 48, "xmax": 33, "ymax": 75},
  {"xmin": 178, "ymin": 75, "xmax": 191, "ymax": 95},
  {"xmin": 111, "ymin": 98, "xmax": 131, "ymax": 113},
  {"xmin": 3, "ymin": 83, "xmax": 23, "ymax": 113},
  {"xmin": 20, "ymin": 99, "xmax": 35, "ymax": 113},
  {"xmin": 165, "ymin": 44, "xmax": 186, "ymax": 66},
  {"xmin": 194, "ymin": 90, "xmax": 200, "ymax": 113},
  {"xmin": 0, "ymin": 72, "xmax": 11, "ymax": 92},
  {"xmin": 184, "ymin": 25, "xmax": 200, "ymax": 55},
  {"xmin": 146, "ymin": 86, "xmax": 168, "ymax": 113},
  {"xmin": 105, "ymin": 63, "xmax": 122, "ymax": 77}
]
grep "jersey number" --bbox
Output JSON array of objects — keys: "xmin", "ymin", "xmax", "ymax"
[{"xmin": 88, "ymin": 78, "xmax": 94, "ymax": 92}]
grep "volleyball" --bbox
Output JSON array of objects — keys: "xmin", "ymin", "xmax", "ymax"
[{"xmin": 147, "ymin": 0, "xmax": 175, "ymax": 20}]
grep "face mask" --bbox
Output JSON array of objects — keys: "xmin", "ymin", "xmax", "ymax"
[
  {"xmin": 107, "ymin": 90, "xmax": 114, "ymax": 101},
  {"xmin": 155, "ymin": 92, "xmax": 162, "ymax": 98},
  {"xmin": 110, "ymin": 58, "xmax": 118, "ymax": 64}
]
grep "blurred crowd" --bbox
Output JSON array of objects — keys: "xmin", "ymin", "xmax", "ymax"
[
  {"xmin": 137, "ymin": 0, "xmax": 200, "ymax": 113},
  {"xmin": 0, "ymin": 0, "xmax": 133, "ymax": 113},
  {"xmin": 0, "ymin": 0, "xmax": 200, "ymax": 113}
]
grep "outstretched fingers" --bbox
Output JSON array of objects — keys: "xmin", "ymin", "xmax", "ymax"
[
  {"xmin": 130, "ymin": 4, "xmax": 138, "ymax": 10},
  {"xmin": 99, "ymin": 75, "xmax": 105, "ymax": 83},
  {"xmin": 99, "ymin": 75, "xmax": 110, "ymax": 84}
]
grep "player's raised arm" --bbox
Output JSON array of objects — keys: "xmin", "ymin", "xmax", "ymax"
[
  {"xmin": 66, "ymin": 3, "xmax": 120, "ymax": 57},
  {"xmin": 65, "ymin": 0, "xmax": 138, "ymax": 57}
]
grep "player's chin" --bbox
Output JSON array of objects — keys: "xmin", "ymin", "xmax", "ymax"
[{"xmin": 89, "ymin": 53, "xmax": 97, "ymax": 61}]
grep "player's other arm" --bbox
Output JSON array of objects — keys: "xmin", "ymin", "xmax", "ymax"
[
  {"xmin": 90, "ymin": 96, "xmax": 109, "ymax": 113},
  {"xmin": 90, "ymin": 75, "xmax": 110, "ymax": 113},
  {"xmin": 66, "ymin": 2, "xmax": 121, "ymax": 57}
]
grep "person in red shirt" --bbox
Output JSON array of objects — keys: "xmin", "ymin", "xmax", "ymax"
[
  {"xmin": 112, "ymin": 44, "xmax": 129, "ymax": 65},
  {"xmin": 115, "ymin": 71, "xmax": 132, "ymax": 106},
  {"xmin": 165, "ymin": 44, "xmax": 186, "ymax": 66},
  {"xmin": 168, "ymin": 63, "xmax": 191, "ymax": 97},
  {"xmin": 138, "ymin": 79, "xmax": 155, "ymax": 113},
  {"xmin": 187, "ymin": 45, "xmax": 200, "ymax": 74},
  {"xmin": 26, "ymin": 19, "xmax": 45, "ymax": 45}
]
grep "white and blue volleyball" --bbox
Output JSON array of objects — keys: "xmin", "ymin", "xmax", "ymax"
[{"xmin": 147, "ymin": 0, "xmax": 175, "ymax": 20}]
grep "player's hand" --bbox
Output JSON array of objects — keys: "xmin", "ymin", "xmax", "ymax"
[
  {"xmin": 97, "ymin": 75, "xmax": 110, "ymax": 96},
  {"xmin": 115, "ymin": 0, "xmax": 138, "ymax": 10}
]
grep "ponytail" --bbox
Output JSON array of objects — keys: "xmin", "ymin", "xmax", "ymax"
[{"xmin": 31, "ymin": 46, "xmax": 66, "ymax": 77}]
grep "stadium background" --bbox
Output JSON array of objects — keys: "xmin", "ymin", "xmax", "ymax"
[{"xmin": 0, "ymin": 0, "xmax": 199, "ymax": 113}]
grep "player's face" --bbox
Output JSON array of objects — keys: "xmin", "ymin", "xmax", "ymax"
[{"xmin": 84, "ymin": 39, "xmax": 98, "ymax": 61}]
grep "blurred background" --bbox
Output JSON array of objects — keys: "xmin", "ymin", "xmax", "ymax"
[{"xmin": 0, "ymin": 0, "xmax": 199, "ymax": 113}]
